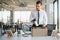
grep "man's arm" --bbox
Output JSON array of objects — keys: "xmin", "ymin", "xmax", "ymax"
[
  {"xmin": 43, "ymin": 12, "xmax": 48, "ymax": 27},
  {"xmin": 30, "ymin": 12, "xmax": 36, "ymax": 24}
]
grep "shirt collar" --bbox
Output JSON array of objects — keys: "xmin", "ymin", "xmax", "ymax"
[{"xmin": 36, "ymin": 9, "xmax": 42, "ymax": 11}]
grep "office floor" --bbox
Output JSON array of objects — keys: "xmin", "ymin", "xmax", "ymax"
[{"xmin": 0, "ymin": 32, "xmax": 58, "ymax": 40}]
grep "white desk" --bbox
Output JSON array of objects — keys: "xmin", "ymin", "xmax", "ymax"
[{"xmin": 0, "ymin": 31, "xmax": 58, "ymax": 40}]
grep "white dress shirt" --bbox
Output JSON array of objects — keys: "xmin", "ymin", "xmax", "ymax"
[{"xmin": 30, "ymin": 9, "xmax": 48, "ymax": 25}]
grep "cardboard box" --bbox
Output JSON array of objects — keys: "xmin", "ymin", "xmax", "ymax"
[{"xmin": 31, "ymin": 27, "xmax": 48, "ymax": 37}]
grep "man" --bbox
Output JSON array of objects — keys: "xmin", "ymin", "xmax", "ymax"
[
  {"xmin": 30, "ymin": 1, "xmax": 48, "ymax": 28},
  {"xmin": 30, "ymin": 1, "xmax": 53, "ymax": 36}
]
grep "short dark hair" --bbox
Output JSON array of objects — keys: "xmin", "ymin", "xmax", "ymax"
[{"xmin": 36, "ymin": 1, "xmax": 42, "ymax": 5}]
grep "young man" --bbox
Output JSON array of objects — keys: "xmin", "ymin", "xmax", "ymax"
[
  {"xmin": 30, "ymin": 1, "xmax": 48, "ymax": 28},
  {"xmin": 30, "ymin": 1, "xmax": 53, "ymax": 36}
]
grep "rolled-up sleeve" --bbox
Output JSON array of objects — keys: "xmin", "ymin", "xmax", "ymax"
[{"xmin": 43, "ymin": 12, "xmax": 48, "ymax": 25}]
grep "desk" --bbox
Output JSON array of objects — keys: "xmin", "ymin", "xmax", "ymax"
[{"xmin": 0, "ymin": 32, "xmax": 57, "ymax": 40}]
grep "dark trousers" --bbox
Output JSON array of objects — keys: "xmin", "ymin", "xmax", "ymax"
[
  {"xmin": 15, "ymin": 26, "xmax": 18, "ymax": 32},
  {"xmin": 48, "ymin": 30, "xmax": 52, "ymax": 36}
]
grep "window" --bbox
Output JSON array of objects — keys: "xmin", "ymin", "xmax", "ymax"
[
  {"xmin": 0, "ymin": 12, "xmax": 2, "ymax": 21},
  {"xmin": 0, "ymin": 11, "xmax": 10, "ymax": 23},
  {"xmin": 53, "ymin": 0, "xmax": 57, "ymax": 30},
  {"xmin": 59, "ymin": 0, "xmax": 60, "ymax": 32},
  {"xmin": 13, "ymin": 11, "xmax": 31, "ymax": 23}
]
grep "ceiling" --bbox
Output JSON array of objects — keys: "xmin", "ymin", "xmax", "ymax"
[{"xmin": 0, "ymin": 0, "xmax": 54, "ymax": 11}]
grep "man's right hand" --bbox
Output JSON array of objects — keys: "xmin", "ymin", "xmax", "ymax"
[
  {"xmin": 31, "ymin": 19, "xmax": 36, "ymax": 24},
  {"xmin": 31, "ymin": 21, "xmax": 35, "ymax": 24}
]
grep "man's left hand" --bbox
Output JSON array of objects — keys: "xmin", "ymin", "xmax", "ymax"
[{"xmin": 43, "ymin": 25, "xmax": 46, "ymax": 28}]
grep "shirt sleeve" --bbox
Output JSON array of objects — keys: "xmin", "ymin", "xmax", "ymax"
[
  {"xmin": 43, "ymin": 12, "xmax": 48, "ymax": 25},
  {"xmin": 29, "ymin": 11, "xmax": 35, "ymax": 22}
]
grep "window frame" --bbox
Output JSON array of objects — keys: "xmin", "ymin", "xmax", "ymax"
[{"xmin": 53, "ymin": 0, "xmax": 59, "ymax": 32}]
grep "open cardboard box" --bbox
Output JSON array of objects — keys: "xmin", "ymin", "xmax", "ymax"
[{"xmin": 31, "ymin": 27, "xmax": 48, "ymax": 37}]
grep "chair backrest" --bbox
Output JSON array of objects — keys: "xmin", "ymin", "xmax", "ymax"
[{"xmin": 47, "ymin": 24, "xmax": 56, "ymax": 30}]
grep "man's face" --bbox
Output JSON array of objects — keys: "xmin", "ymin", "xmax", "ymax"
[{"xmin": 36, "ymin": 4, "xmax": 42, "ymax": 11}]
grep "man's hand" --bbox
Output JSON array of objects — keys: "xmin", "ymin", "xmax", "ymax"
[
  {"xmin": 31, "ymin": 21, "xmax": 35, "ymax": 24},
  {"xmin": 43, "ymin": 25, "xmax": 46, "ymax": 28},
  {"xmin": 31, "ymin": 19, "xmax": 36, "ymax": 24}
]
